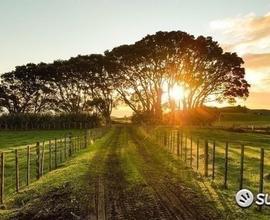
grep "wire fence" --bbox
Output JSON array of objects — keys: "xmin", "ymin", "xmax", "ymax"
[
  {"xmin": 0, "ymin": 127, "xmax": 107, "ymax": 204},
  {"xmin": 151, "ymin": 127, "xmax": 270, "ymax": 211}
]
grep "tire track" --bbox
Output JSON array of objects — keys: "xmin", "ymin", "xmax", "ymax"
[
  {"xmin": 128, "ymin": 127, "xmax": 221, "ymax": 220},
  {"xmin": 102, "ymin": 126, "xmax": 176, "ymax": 220}
]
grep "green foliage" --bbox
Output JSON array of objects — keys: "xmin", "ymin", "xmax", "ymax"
[
  {"xmin": 0, "ymin": 113, "xmax": 100, "ymax": 130},
  {"xmin": 0, "ymin": 31, "xmax": 250, "ymax": 125},
  {"xmin": 107, "ymin": 31, "xmax": 250, "ymax": 121}
]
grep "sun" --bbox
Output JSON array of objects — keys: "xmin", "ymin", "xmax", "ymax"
[{"xmin": 170, "ymin": 85, "xmax": 185, "ymax": 101}]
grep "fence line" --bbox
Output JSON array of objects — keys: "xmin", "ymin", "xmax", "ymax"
[
  {"xmin": 0, "ymin": 127, "xmax": 106, "ymax": 204},
  {"xmin": 152, "ymin": 127, "xmax": 269, "ymax": 211}
]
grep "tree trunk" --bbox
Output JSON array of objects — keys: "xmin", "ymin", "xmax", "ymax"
[
  {"xmin": 105, "ymin": 115, "xmax": 111, "ymax": 127},
  {"xmin": 155, "ymin": 88, "xmax": 163, "ymax": 122}
]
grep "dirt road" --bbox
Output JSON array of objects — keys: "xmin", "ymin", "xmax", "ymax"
[
  {"xmin": 90, "ymin": 126, "xmax": 221, "ymax": 220},
  {"xmin": 9, "ymin": 126, "xmax": 222, "ymax": 219}
]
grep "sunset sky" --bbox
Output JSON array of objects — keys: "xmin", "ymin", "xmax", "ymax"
[{"xmin": 1, "ymin": 0, "xmax": 270, "ymax": 116}]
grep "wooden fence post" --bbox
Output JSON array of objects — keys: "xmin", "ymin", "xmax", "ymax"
[
  {"xmin": 84, "ymin": 130, "xmax": 87, "ymax": 148},
  {"xmin": 41, "ymin": 142, "xmax": 45, "ymax": 176},
  {"xmin": 184, "ymin": 135, "xmax": 187, "ymax": 163},
  {"xmin": 158, "ymin": 130, "xmax": 161, "ymax": 145},
  {"xmin": 212, "ymin": 141, "xmax": 216, "ymax": 180},
  {"xmin": 79, "ymin": 136, "xmax": 81, "ymax": 151},
  {"xmin": 196, "ymin": 139, "xmax": 199, "ymax": 171},
  {"xmin": 164, "ymin": 131, "xmax": 167, "ymax": 148},
  {"xmin": 93, "ymin": 129, "xmax": 96, "ymax": 141},
  {"xmin": 27, "ymin": 146, "xmax": 30, "ymax": 185},
  {"xmin": 172, "ymin": 131, "xmax": 174, "ymax": 153},
  {"xmin": 69, "ymin": 133, "xmax": 72, "ymax": 157},
  {"xmin": 169, "ymin": 131, "xmax": 171, "ymax": 150},
  {"xmin": 77, "ymin": 136, "xmax": 79, "ymax": 152},
  {"xmin": 157, "ymin": 130, "xmax": 160, "ymax": 145},
  {"xmin": 168, "ymin": 131, "xmax": 170, "ymax": 151},
  {"xmin": 173, "ymin": 131, "xmax": 176, "ymax": 153},
  {"xmin": 0, "ymin": 152, "xmax": 4, "ymax": 204},
  {"xmin": 180, "ymin": 131, "xmax": 183, "ymax": 159},
  {"xmin": 204, "ymin": 140, "xmax": 209, "ymax": 177},
  {"xmin": 239, "ymin": 145, "xmax": 244, "ymax": 190},
  {"xmin": 171, "ymin": 131, "xmax": 173, "ymax": 152},
  {"xmin": 224, "ymin": 142, "xmax": 229, "ymax": 189},
  {"xmin": 169, "ymin": 131, "xmax": 172, "ymax": 152},
  {"xmin": 76, "ymin": 136, "xmax": 78, "ymax": 152},
  {"xmin": 160, "ymin": 131, "xmax": 164, "ymax": 147},
  {"xmin": 55, "ymin": 139, "xmax": 57, "ymax": 169},
  {"xmin": 64, "ymin": 137, "xmax": 67, "ymax": 159},
  {"xmin": 73, "ymin": 136, "xmax": 76, "ymax": 154},
  {"xmin": 73, "ymin": 136, "xmax": 75, "ymax": 153},
  {"xmin": 163, "ymin": 131, "xmax": 165, "ymax": 147},
  {"xmin": 190, "ymin": 137, "xmax": 193, "ymax": 167},
  {"xmin": 61, "ymin": 140, "xmax": 63, "ymax": 162},
  {"xmin": 259, "ymin": 148, "xmax": 264, "ymax": 194},
  {"xmin": 75, "ymin": 136, "xmax": 77, "ymax": 153},
  {"xmin": 259, "ymin": 147, "xmax": 264, "ymax": 211},
  {"xmin": 59, "ymin": 140, "xmax": 62, "ymax": 164},
  {"xmin": 49, "ymin": 140, "xmax": 52, "ymax": 171},
  {"xmin": 36, "ymin": 142, "xmax": 40, "ymax": 180},
  {"xmin": 78, "ymin": 135, "xmax": 82, "ymax": 151},
  {"xmin": 15, "ymin": 149, "xmax": 19, "ymax": 192},
  {"xmin": 177, "ymin": 130, "xmax": 180, "ymax": 156}
]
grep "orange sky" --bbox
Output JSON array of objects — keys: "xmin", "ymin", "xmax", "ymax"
[
  {"xmin": 209, "ymin": 11, "xmax": 270, "ymax": 111},
  {"xmin": 1, "ymin": 1, "xmax": 269, "ymax": 116}
]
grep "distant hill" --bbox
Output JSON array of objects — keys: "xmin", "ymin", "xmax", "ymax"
[{"xmin": 207, "ymin": 105, "xmax": 270, "ymax": 115}]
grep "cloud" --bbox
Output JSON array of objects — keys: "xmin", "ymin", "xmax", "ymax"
[
  {"xmin": 242, "ymin": 53, "xmax": 270, "ymax": 93},
  {"xmin": 210, "ymin": 11, "xmax": 270, "ymax": 55},
  {"xmin": 243, "ymin": 53, "xmax": 270, "ymax": 70},
  {"xmin": 210, "ymin": 12, "xmax": 270, "ymax": 108}
]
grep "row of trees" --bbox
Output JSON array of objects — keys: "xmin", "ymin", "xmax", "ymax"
[
  {"xmin": 0, "ymin": 113, "xmax": 100, "ymax": 130},
  {"xmin": 108, "ymin": 32, "xmax": 250, "ymax": 121},
  {"xmin": 0, "ymin": 55, "xmax": 116, "ymax": 125},
  {"xmin": 0, "ymin": 31, "xmax": 250, "ymax": 125}
]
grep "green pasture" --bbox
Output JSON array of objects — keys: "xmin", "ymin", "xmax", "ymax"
[
  {"xmin": 214, "ymin": 112, "xmax": 270, "ymax": 127},
  {"xmin": 0, "ymin": 129, "xmax": 84, "ymax": 149},
  {"xmin": 154, "ymin": 126, "xmax": 270, "ymax": 219},
  {"xmin": 0, "ymin": 128, "xmax": 102, "ymax": 202}
]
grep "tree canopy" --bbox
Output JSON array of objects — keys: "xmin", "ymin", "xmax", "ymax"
[{"xmin": 0, "ymin": 30, "xmax": 250, "ymax": 125}]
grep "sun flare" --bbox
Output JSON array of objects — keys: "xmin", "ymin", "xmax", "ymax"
[{"xmin": 170, "ymin": 85, "xmax": 185, "ymax": 101}]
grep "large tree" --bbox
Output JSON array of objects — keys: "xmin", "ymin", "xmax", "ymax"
[
  {"xmin": 107, "ymin": 31, "xmax": 194, "ymax": 120},
  {"xmin": 39, "ymin": 55, "xmax": 117, "ymax": 125},
  {"xmin": 0, "ymin": 63, "xmax": 52, "ymax": 114},
  {"xmin": 0, "ymin": 30, "xmax": 250, "ymax": 125},
  {"xmin": 41, "ymin": 59, "xmax": 94, "ymax": 113},
  {"xmin": 108, "ymin": 31, "xmax": 250, "ymax": 120},
  {"xmin": 71, "ymin": 54, "xmax": 118, "ymax": 125},
  {"xmin": 172, "ymin": 36, "xmax": 250, "ymax": 109}
]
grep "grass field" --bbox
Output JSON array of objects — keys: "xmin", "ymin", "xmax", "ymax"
[
  {"xmin": 0, "ymin": 129, "xmax": 94, "ymax": 202},
  {"xmin": 187, "ymin": 127, "xmax": 270, "ymax": 147},
  {"xmin": 153, "ymin": 126, "xmax": 270, "ymax": 219},
  {"xmin": 213, "ymin": 112, "xmax": 270, "ymax": 128},
  {"xmin": 0, "ymin": 126, "xmax": 227, "ymax": 219},
  {"xmin": 0, "ymin": 129, "xmax": 84, "ymax": 150},
  {"xmin": 1, "ymin": 125, "xmax": 270, "ymax": 219},
  {"xmin": 0, "ymin": 135, "xmax": 102, "ymax": 219}
]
